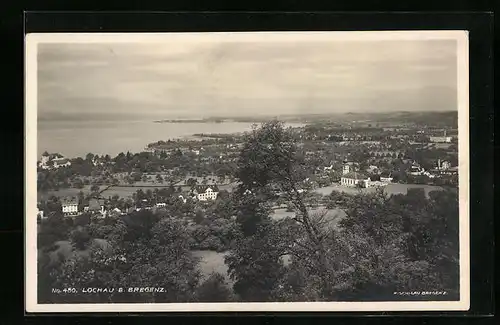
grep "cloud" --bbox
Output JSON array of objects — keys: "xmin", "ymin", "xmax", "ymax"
[{"xmin": 37, "ymin": 39, "xmax": 458, "ymax": 120}]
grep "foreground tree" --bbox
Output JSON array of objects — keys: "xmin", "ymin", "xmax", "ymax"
[
  {"xmin": 227, "ymin": 121, "xmax": 338, "ymax": 300},
  {"xmin": 47, "ymin": 216, "xmax": 201, "ymax": 303},
  {"xmin": 225, "ymin": 221, "xmax": 286, "ymax": 301},
  {"xmin": 195, "ymin": 273, "xmax": 235, "ymax": 302},
  {"xmin": 334, "ymin": 187, "xmax": 460, "ymax": 300}
]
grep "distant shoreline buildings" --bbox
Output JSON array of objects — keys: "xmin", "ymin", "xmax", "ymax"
[
  {"xmin": 429, "ymin": 130, "xmax": 453, "ymax": 143},
  {"xmin": 38, "ymin": 152, "xmax": 72, "ymax": 170}
]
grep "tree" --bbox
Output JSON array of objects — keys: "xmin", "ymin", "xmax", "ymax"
[
  {"xmin": 186, "ymin": 178, "xmax": 198, "ymax": 188},
  {"xmin": 225, "ymin": 222, "xmax": 286, "ymax": 301},
  {"xmin": 194, "ymin": 210, "xmax": 204, "ymax": 224},
  {"xmin": 90, "ymin": 184, "xmax": 100, "ymax": 193},
  {"xmin": 331, "ymin": 187, "xmax": 460, "ymax": 300},
  {"xmin": 70, "ymin": 228, "xmax": 91, "ymax": 251},
  {"xmin": 73, "ymin": 178, "xmax": 85, "ymax": 189},
  {"xmin": 38, "ymin": 212, "xmax": 70, "ymax": 248},
  {"xmin": 74, "ymin": 213, "xmax": 91, "ymax": 227},
  {"xmin": 231, "ymin": 121, "xmax": 336, "ymax": 298},
  {"xmin": 226, "ymin": 121, "xmax": 340, "ymax": 300},
  {"xmin": 47, "ymin": 216, "xmax": 201, "ymax": 303}
]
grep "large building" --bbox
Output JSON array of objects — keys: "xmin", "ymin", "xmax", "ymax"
[
  {"xmin": 38, "ymin": 152, "xmax": 72, "ymax": 170},
  {"xmin": 341, "ymin": 172, "xmax": 370, "ymax": 187},
  {"xmin": 61, "ymin": 197, "xmax": 78, "ymax": 216},
  {"xmin": 193, "ymin": 185, "xmax": 219, "ymax": 201}
]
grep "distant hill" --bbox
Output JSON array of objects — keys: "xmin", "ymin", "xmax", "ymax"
[{"xmin": 191, "ymin": 111, "xmax": 459, "ymax": 127}]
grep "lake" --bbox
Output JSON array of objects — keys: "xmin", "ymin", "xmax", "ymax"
[{"xmin": 38, "ymin": 120, "xmax": 304, "ymax": 158}]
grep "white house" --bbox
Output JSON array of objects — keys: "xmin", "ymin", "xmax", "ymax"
[
  {"xmin": 38, "ymin": 153, "xmax": 71, "ymax": 170},
  {"xmin": 61, "ymin": 197, "xmax": 78, "ymax": 216},
  {"xmin": 194, "ymin": 185, "xmax": 219, "ymax": 201},
  {"xmin": 341, "ymin": 172, "xmax": 370, "ymax": 187},
  {"xmin": 156, "ymin": 202, "xmax": 167, "ymax": 208},
  {"xmin": 430, "ymin": 136, "xmax": 452, "ymax": 143}
]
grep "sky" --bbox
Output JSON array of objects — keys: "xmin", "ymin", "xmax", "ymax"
[{"xmin": 37, "ymin": 37, "xmax": 458, "ymax": 121}]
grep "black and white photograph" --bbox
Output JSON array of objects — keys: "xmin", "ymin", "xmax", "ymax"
[{"xmin": 25, "ymin": 31, "xmax": 469, "ymax": 312}]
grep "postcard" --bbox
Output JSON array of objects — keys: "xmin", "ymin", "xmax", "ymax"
[{"xmin": 25, "ymin": 31, "xmax": 469, "ymax": 312}]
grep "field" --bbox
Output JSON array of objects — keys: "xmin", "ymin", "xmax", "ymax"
[
  {"xmin": 37, "ymin": 186, "xmax": 92, "ymax": 201},
  {"xmin": 39, "ymin": 181, "xmax": 238, "ymax": 201},
  {"xmin": 38, "ymin": 182, "xmax": 442, "ymax": 203}
]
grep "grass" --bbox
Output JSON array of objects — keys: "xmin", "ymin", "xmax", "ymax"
[
  {"xmin": 39, "ymin": 181, "xmax": 238, "ymax": 201},
  {"xmin": 37, "ymin": 186, "xmax": 91, "ymax": 201}
]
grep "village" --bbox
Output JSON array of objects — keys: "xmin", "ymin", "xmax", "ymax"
[
  {"xmin": 30, "ymin": 32, "xmax": 468, "ymax": 306},
  {"xmin": 36, "ymin": 120, "xmax": 459, "ymax": 223}
]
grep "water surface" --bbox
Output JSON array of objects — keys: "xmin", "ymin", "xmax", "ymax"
[{"xmin": 38, "ymin": 120, "xmax": 304, "ymax": 158}]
